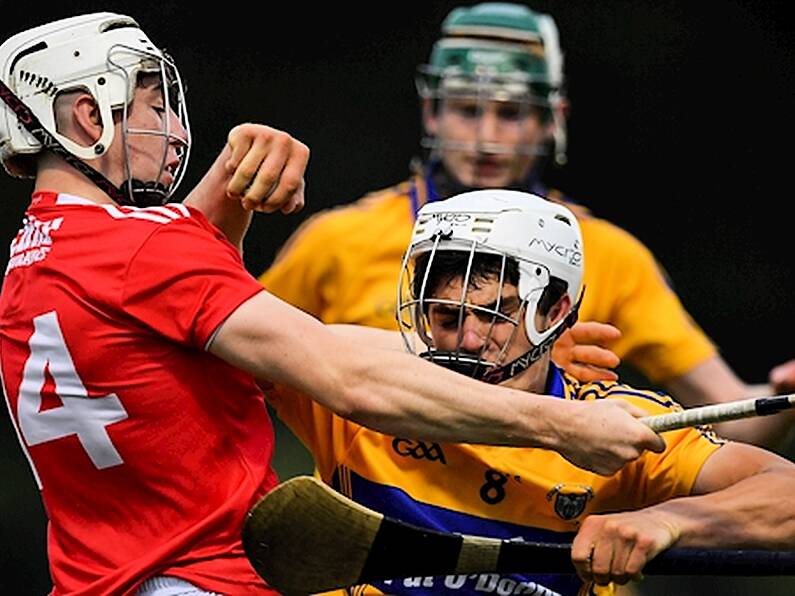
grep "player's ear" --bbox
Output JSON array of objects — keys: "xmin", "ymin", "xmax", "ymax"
[
  {"xmin": 61, "ymin": 91, "xmax": 103, "ymax": 146},
  {"xmin": 556, "ymin": 96, "xmax": 570, "ymax": 120},
  {"xmin": 545, "ymin": 97, "xmax": 568, "ymax": 140},
  {"xmin": 421, "ymin": 97, "xmax": 438, "ymax": 136},
  {"xmin": 544, "ymin": 294, "xmax": 571, "ymax": 329}
]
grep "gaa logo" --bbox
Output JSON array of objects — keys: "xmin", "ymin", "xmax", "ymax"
[
  {"xmin": 392, "ymin": 438, "xmax": 447, "ymax": 465},
  {"xmin": 546, "ymin": 483, "xmax": 594, "ymax": 520}
]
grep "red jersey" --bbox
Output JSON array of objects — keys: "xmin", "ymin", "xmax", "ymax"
[{"xmin": 0, "ymin": 192, "xmax": 278, "ymax": 595}]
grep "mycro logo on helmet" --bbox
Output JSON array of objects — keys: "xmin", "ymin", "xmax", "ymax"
[{"xmin": 528, "ymin": 237, "xmax": 582, "ymax": 266}]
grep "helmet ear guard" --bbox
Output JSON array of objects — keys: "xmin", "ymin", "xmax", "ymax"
[
  {"xmin": 479, "ymin": 287, "xmax": 583, "ymax": 385},
  {"xmin": 47, "ymin": 81, "xmax": 116, "ymax": 163}
]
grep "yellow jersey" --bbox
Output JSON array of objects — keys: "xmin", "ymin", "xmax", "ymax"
[
  {"xmin": 260, "ymin": 176, "xmax": 715, "ymax": 385},
  {"xmin": 265, "ymin": 365, "xmax": 723, "ymax": 596}
]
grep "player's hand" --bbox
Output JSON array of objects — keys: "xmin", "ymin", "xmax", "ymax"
[
  {"xmin": 552, "ymin": 321, "xmax": 621, "ymax": 382},
  {"xmin": 769, "ymin": 359, "xmax": 795, "ymax": 394},
  {"xmin": 224, "ymin": 123, "xmax": 309, "ymax": 214},
  {"xmin": 557, "ymin": 399, "xmax": 665, "ymax": 476},
  {"xmin": 571, "ymin": 509, "xmax": 680, "ymax": 585}
]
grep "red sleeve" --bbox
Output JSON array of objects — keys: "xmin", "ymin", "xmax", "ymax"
[{"xmin": 121, "ymin": 212, "xmax": 263, "ymax": 348}]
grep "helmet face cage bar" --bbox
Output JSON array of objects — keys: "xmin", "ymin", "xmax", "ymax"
[
  {"xmin": 397, "ymin": 234, "xmax": 550, "ymax": 381},
  {"xmin": 417, "ymin": 66, "xmax": 554, "ymax": 162},
  {"xmin": 470, "ymin": 249, "xmax": 507, "ymax": 374},
  {"xmin": 480, "ymin": 288, "xmax": 582, "ymax": 385},
  {"xmin": 109, "ymin": 44, "xmax": 191, "ymax": 206}
]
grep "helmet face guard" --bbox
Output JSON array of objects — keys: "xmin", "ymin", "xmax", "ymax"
[
  {"xmin": 397, "ymin": 189, "xmax": 583, "ymax": 384},
  {"xmin": 0, "ymin": 13, "xmax": 192, "ymax": 206},
  {"xmin": 416, "ymin": 3, "xmax": 567, "ymax": 170},
  {"xmin": 418, "ymin": 63, "xmax": 553, "ymax": 150},
  {"xmin": 112, "ymin": 45, "xmax": 191, "ymax": 206},
  {"xmin": 398, "ymin": 235, "xmax": 546, "ymax": 382}
]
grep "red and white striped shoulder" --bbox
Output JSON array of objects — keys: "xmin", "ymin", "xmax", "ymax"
[
  {"xmin": 100, "ymin": 202, "xmax": 192, "ymax": 225},
  {"xmin": 39, "ymin": 192, "xmax": 195, "ymax": 226}
]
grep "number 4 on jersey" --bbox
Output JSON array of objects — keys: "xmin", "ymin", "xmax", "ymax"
[{"xmin": 17, "ymin": 311, "xmax": 127, "ymax": 471}]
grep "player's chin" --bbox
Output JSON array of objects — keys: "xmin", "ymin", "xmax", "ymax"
[
  {"xmin": 473, "ymin": 175, "xmax": 514, "ymax": 189},
  {"xmin": 464, "ymin": 165, "xmax": 513, "ymax": 188},
  {"xmin": 159, "ymin": 171, "xmax": 175, "ymax": 188}
]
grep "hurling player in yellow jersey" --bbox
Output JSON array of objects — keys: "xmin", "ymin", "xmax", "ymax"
[
  {"xmin": 266, "ymin": 190, "xmax": 795, "ymax": 595},
  {"xmin": 260, "ymin": 3, "xmax": 795, "ymax": 446}
]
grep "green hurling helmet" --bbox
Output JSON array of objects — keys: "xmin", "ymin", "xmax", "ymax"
[{"xmin": 417, "ymin": 3, "xmax": 567, "ymax": 165}]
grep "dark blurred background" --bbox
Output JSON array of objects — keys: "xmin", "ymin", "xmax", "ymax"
[{"xmin": 1, "ymin": 1, "xmax": 793, "ymax": 594}]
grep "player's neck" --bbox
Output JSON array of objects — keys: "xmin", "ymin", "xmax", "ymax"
[
  {"xmin": 431, "ymin": 161, "xmax": 538, "ymax": 200},
  {"xmin": 34, "ymin": 157, "xmax": 117, "ymax": 205},
  {"xmin": 499, "ymin": 357, "xmax": 550, "ymax": 394}
]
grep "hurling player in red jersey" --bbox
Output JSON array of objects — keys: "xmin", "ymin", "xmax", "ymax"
[{"xmin": 0, "ymin": 13, "xmax": 666, "ymax": 596}]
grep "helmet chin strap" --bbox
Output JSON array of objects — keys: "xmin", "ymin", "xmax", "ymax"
[
  {"xmin": 126, "ymin": 179, "xmax": 169, "ymax": 207},
  {"xmin": 1, "ymin": 79, "xmax": 166, "ymax": 208},
  {"xmin": 419, "ymin": 288, "xmax": 584, "ymax": 385},
  {"xmin": 416, "ymin": 351, "xmax": 494, "ymax": 380},
  {"xmin": 479, "ymin": 294, "xmax": 580, "ymax": 385}
]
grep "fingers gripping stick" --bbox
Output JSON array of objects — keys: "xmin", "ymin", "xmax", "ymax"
[{"xmin": 640, "ymin": 394, "xmax": 795, "ymax": 433}]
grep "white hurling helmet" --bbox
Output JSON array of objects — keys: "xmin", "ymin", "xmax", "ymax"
[
  {"xmin": 397, "ymin": 189, "xmax": 583, "ymax": 383},
  {"xmin": 0, "ymin": 12, "xmax": 191, "ymax": 206}
]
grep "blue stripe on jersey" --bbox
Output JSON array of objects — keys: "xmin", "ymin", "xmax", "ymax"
[
  {"xmin": 695, "ymin": 426, "xmax": 727, "ymax": 446},
  {"xmin": 546, "ymin": 364, "xmax": 566, "ymax": 399},
  {"xmin": 584, "ymin": 380, "xmax": 724, "ymax": 444},
  {"xmin": 579, "ymin": 380, "xmax": 677, "ymax": 409},
  {"xmin": 591, "ymin": 380, "xmax": 670, "ymax": 400},
  {"xmin": 408, "ymin": 180, "xmax": 421, "ymax": 217},
  {"xmin": 577, "ymin": 386, "xmax": 616, "ymax": 403},
  {"xmin": 333, "ymin": 469, "xmax": 582, "ymax": 596},
  {"xmin": 409, "ymin": 169, "xmax": 441, "ymax": 218},
  {"xmin": 604, "ymin": 389, "xmax": 676, "ymax": 408}
]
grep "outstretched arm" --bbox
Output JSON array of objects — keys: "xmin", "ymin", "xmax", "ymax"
[
  {"xmin": 571, "ymin": 442, "xmax": 795, "ymax": 585},
  {"xmin": 330, "ymin": 320, "xmax": 623, "ymax": 383},
  {"xmin": 209, "ymin": 290, "xmax": 665, "ymax": 475}
]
